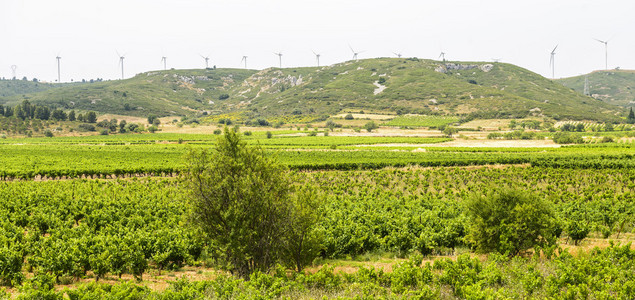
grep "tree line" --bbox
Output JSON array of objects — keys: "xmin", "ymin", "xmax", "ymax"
[{"xmin": 0, "ymin": 100, "xmax": 97, "ymax": 123}]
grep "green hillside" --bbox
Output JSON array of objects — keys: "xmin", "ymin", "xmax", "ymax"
[
  {"xmin": 215, "ymin": 58, "xmax": 622, "ymax": 122},
  {"xmin": 0, "ymin": 79, "xmax": 60, "ymax": 97},
  {"xmin": 0, "ymin": 69, "xmax": 257, "ymax": 117},
  {"xmin": 0, "ymin": 59, "xmax": 626, "ymax": 122},
  {"xmin": 558, "ymin": 70, "xmax": 635, "ymax": 107}
]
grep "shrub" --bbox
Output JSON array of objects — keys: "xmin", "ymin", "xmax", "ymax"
[
  {"xmin": 78, "ymin": 124, "xmax": 96, "ymax": 132},
  {"xmin": 213, "ymin": 129, "xmax": 222, "ymax": 135},
  {"xmin": 218, "ymin": 94, "xmax": 230, "ymax": 100},
  {"xmin": 465, "ymin": 189, "xmax": 557, "ymax": 256},
  {"xmin": 44, "ymin": 130, "xmax": 53, "ymax": 138},
  {"xmin": 344, "ymin": 114, "xmax": 354, "ymax": 120},
  {"xmin": 182, "ymin": 128, "xmax": 321, "ymax": 278},
  {"xmin": 364, "ymin": 121, "xmax": 379, "ymax": 132}
]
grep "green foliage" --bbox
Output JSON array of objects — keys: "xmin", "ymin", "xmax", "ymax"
[
  {"xmin": 553, "ymin": 132, "xmax": 584, "ymax": 144},
  {"xmin": 465, "ymin": 189, "xmax": 557, "ymax": 256},
  {"xmin": 0, "ymin": 246, "xmax": 24, "ymax": 286},
  {"xmin": 182, "ymin": 128, "xmax": 316, "ymax": 277},
  {"xmin": 386, "ymin": 115, "xmax": 459, "ymax": 128},
  {"xmin": 282, "ymin": 186, "xmax": 324, "ymax": 272},
  {"xmin": 443, "ymin": 126, "xmax": 458, "ymax": 137},
  {"xmin": 85, "ymin": 111, "xmax": 97, "ymax": 123},
  {"xmin": 344, "ymin": 114, "xmax": 354, "ymax": 120},
  {"xmin": 363, "ymin": 121, "xmax": 378, "ymax": 132}
]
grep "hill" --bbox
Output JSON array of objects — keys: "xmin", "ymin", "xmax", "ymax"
[
  {"xmin": 0, "ymin": 59, "xmax": 625, "ymax": 122},
  {"xmin": 0, "ymin": 69, "xmax": 258, "ymax": 117},
  {"xmin": 558, "ymin": 70, "xmax": 635, "ymax": 107},
  {"xmin": 0, "ymin": 79, "xmax": 60, "ymax": 98},
  {"xmin": 215, "ymin": 58, "xmax": 623, "ymax": 122}
]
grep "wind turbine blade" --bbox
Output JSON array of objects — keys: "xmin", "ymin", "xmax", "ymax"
[
  {"xmin": 593, "ymin": 38, "xmax": 606, "ymax": 44},
  {"xmin": 552, "ymin": 45, "xmax": 558, "ymax": 53},
  {"xmin": 349, "ymin": 45, "xmax": 355, "ymax": 53}
]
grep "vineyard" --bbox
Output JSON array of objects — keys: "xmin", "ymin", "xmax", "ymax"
[
  {"xmin": 384, "ymin": 115, "xmax": 460, "ymax": 128},
  {"xmin": 0, "ymin": 165, "xmax": 634, "ymax": 297},
  {"xmin": 0, "ymin": 130, "xmax": 634, "ymax": 298},
  {"xmin": 0, "ymin": 132, "xmax": 633, "ymax": 179}
]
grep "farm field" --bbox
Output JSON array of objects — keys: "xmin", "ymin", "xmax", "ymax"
[
  {"xmin": 0, "ymin": 162, "xmax": 634, "ymax": 298},
  {"xmin": 0, "ymin": 132, "xmax": 633, "ymax": 179},
  {"xmin": 0, "ymin": 128, "xmax": 633, "ymax": 298}
]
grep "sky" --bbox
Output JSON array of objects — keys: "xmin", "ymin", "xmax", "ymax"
[{"xmin": 1, "ymin": 0, "xmax": 634, "ymax": 82}]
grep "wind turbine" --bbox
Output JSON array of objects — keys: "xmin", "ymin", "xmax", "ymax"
[
  {"xmin": 549, "ymin": 45, "xmax": 558, "ymax": 79},
  {"xmin": 200, "ymin": 54, "xmax": 210, "ymax": 69},
  {"xmin": 349, "ymin": 45, "xmax": 363, "ymax": 60},
  {"xmin": 56, "ymin": 54, "xmax": 61, "ymax": 83},
  {"xmin": 10, "ymin": 65, "xmax": 17, "ymax": 79},
  {"xmin": 161, "ymin": 56, "xmax": 167, "ymax": 70},
  {"xmin": 594, "ymin": 38, "xmax": 609, "ymax": 70},
  {"xmin": 439, "ymin": 52, "xmax": 446, "ymax": 62},
  {"xmin": 274, "ymin": 52, "xmax": 283, "ymax": 68},
  {"xmin": 393, "ymin": 51, "xmax": 402, "ymax": 58},
  {"xmin": 312, "ymin": 50, "xmax": 321, "ymax": 67},
  {"xmin": 116, "ymin": 51, "xmax": 125, "ymax": 80},
  {"xmin": 492, "ymin": 58, "xmax": 501, "ymax": 63},
  {"xmin": 241, "ymin": 55, "xmax": 248, "ymax": 69}
]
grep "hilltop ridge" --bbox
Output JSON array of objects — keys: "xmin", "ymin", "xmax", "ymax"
[{"xmin": 0, "ymin": 58, "xmax": 625, "ymax": 122}]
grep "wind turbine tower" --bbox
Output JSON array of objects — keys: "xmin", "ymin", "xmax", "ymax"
[
  {"xmin": 200, "ymin": 55, "xmax": 210, "ymax": 69},
  {"xmin": 349, "ymin": 46, "xmax": 363, "ymax": 60},
  {"xmin": 584, "ymin": 76, "xmax": 590, "ymax": 96},
  {"xmin": 439, "ymin": 52, "xmax": 446, "ymax": 62},
  {"xmin": 161, "ymin": 56, "xmax": 167, "ymax": 70},
  {"xmin": 56, "ymin": 55, "xmax": 61, "ymax": 83},
  {"xmin": 117, "ymin": 52, "xmax": 125, "ymax": 80},
  {"xmin": 312, "ymin": 51, "xmax": 321, "ymax": 67},
  {"xmin": 10, "ymin": 65, "xmax": 17, "ymax": 79},
  {"xmin": 274, "ymin": 52, "xmax": 283, "ymax": 68},
  {"xmin": 594, "ymin": 38, "xmax": 609, "ymax": 70},
  {"xmin": 549, "ymin": 45, "xmax": 558, "ymax": 79},
  {"xmin": 241, "ymin": 56, "xmax": 248, "ymax": 69}
]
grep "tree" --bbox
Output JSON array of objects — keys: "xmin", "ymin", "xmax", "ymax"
[
  {"xmin": 628, "ymin": 107, "xmax": 635, "ymax": 124},
  {"xmin": 443, "ymin": 126, "xmax": 459, "ymax": 137},
  {"xmin": 51, "ymin": 109, "xmax": 67, "ymax": 121},
  {"xmin": 147, "ymin": 114, "xmax": 158, "ymax": 125},
  {"xmin": 85, "ymin": 111, "xmax": 97, "ymax": 123},
  {"xmin": 119, "ymin": 120, "xmax": 127, "ymax": 133},
  {"xmin": 465, "ymin": 189, "xmax": 557, "ymax": 256},
  {"xmin": 364, "ymin": 121, "xmax": 379, "ymax": 132},
  {"xmin": 68, "ymin": 110, "xmax": 76, "ymax": 122},
  {"xmin": 182, "ymin": 128, "xmax": 319, "ymax": 278},
  {"xmin": 575, "ymin": 123, "xmax": 585, "ymax": 132}
]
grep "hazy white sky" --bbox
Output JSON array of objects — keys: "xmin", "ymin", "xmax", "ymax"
[{"xmin": 1, "ymin": 0, "xmax": 633, "ymax": 82}]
